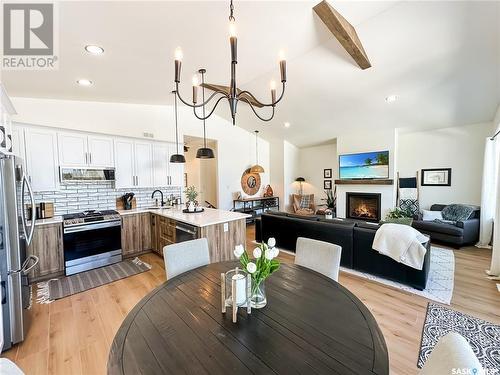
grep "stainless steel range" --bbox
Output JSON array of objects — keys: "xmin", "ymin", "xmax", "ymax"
[{"xmin": 63, "ymin": 210, "xmax": 122, "ymax": 275}]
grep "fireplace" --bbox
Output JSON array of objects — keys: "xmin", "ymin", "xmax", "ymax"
[{"xmin": 346, "ymin": 192, "xmax": 381, "ymax": 222}]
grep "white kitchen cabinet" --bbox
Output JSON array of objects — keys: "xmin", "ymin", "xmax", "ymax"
[
  {"xmin": 58, "ymin": 132, "xmax": 114, "ymax": 167},
  {"xmin": 88, "ymin": 135, "xmax": 114, "ymax": 167},
  {"xmin": 24, "ymin": 128, "xmax": 58, "ymax": 191},
  {"xmin": 58, "ymin": 133, "xmax": 87, "ymax": 166},
  {"xmin": 134, "ymin": 141, "xmax": 153, "ymax": 187},
  {"xmin": 168, "ymin": 143, "xmax": 184, "ymax": 187},
  {"xmin": 11, "ymin": 126, "xmax": 25, "ymax": 159},
  {"xmin": 114, "ymin": 139, "xmax": 135, "ymax": 188},
  {"xmin": 114, "ymin": 139, "xmax": 154, "ymax": 188},
  {"xmin": 153, "ymin": 143, "xmax": 169, "ymax": 186}
]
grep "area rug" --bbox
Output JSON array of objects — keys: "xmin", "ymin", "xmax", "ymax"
[
  {"xmin": 418, "ymin": 302, "xmax": 500, "ymax": 371},
  {"xmin": 36, "ymin": 257, "xmax": 151, "ymax": 303},
  {"xmin": 340, "ymin": 246, "xmax": 455, "ymax": 304}
]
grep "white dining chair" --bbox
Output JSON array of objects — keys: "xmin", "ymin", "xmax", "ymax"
[
  {"xmin": 163, "ymin": 238, "xmax": 210, "ymax": 280},
  {"xmin": 419, "ymin": 332, "xmax": 484, "ymax": 375},
  {"xmin": 295, "ymin": 237, "xmax": 342, "ymax": 281}
]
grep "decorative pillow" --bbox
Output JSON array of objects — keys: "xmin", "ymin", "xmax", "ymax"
[
  {"xmin": 441, "ymin": 204, "xmax": 474, "ymax": 221},
  {"xmin": 400, "ymin": 199, "xmax": 419, "ymax": 217},
  {"xmin": 421, "ymin": 210, "xmax": 443, "ymax": 221}
]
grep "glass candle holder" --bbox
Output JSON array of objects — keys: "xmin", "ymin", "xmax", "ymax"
[{"xmin": 221, "ymin": 267, "xmax": 251, "ymax": 323}]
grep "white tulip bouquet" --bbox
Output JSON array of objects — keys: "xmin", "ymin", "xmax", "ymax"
[{"xmin": 233, "ymin": 238, "xmax": 280, "ymax": 299}]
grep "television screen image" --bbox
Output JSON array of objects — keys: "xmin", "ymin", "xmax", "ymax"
[{"xmin": 339, "ymin": 151, "xmax": 389, "ymax": 179}]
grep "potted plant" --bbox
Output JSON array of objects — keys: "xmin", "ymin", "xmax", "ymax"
[
  {"xmin": 321, "ymin": 186, "xmax": 337, "ymax": 216},
  {"xmin": 233, "ymin": 238, "xmax": 280, "ymax": 309},
  {"xmin": 185, "ymin": 185, "xmax": 198, "ymax": 212},
  {"xmin": 383, "ymin": 207, "xmax": 414, "ymax": 225}
]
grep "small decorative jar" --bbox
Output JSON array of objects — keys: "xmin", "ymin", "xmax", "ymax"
[{"xmin": 325, "ymin": 209, "xmax": 333, "ymax": 220}]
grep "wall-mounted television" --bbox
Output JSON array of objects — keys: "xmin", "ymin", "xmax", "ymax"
[{"xmin": 339, "ymin": 150, "xmax": 389, "ymax": 180}]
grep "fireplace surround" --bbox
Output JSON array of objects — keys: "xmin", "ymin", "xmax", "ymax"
[{"xmin": 346, "ymin": 192, "xmax": 381, "ymax": 222}]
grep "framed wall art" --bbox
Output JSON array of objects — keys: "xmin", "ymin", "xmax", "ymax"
[{"xmin": 421, "ymin": 168, "xmax": 451, "ymax": 186}]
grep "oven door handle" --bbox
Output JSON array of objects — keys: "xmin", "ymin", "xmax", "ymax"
[
  {"xmin": 64, "ymin": 220, "xmax": 121, "ymax": 234},
  {"xmin": 175, "ymin": 225, "xmax": 198, "ymax": 235}
]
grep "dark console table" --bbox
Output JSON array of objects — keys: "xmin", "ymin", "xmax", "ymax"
[
  {"xmin": 108, "ymin": 262, "xmax": 389, "ymax": 375},
  {"xmin": 233, "ymin": 196, "xmax": 279, "ymax": 223}
]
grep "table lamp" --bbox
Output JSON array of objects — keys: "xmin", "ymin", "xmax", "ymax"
[{"xmin": 295, "ymin": 177, "xmax": 305, "ymax": 195}]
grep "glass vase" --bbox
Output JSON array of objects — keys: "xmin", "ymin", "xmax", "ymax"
[{"xmin": 250, "ymin": 280, "xmax": 267, "ymax": 309}]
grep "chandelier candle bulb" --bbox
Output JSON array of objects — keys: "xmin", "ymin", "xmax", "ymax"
[
  {"xmin": 230, "ymin": 37, "xmax": 237, "ymax": 63},
  {"xmin": 192, "ymin": 75, "xmax": 199, "ymax": 103},
  {"xmin": 271, "ymin": 88, "xmax": 276, "ymax": 103},
  {"xmin": 280, "ymin": 60, "xmax": 287, "ymax": 82},
  {"xmin": 174, "ymin": 48, "xmax": 183, "ymax": 83}
]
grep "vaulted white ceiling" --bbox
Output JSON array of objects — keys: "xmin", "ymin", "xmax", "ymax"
[{"xmin": 3, "ymin": 1, "xmax": 499, "ymax": 147}]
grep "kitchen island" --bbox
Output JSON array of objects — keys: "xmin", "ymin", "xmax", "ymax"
[{"xmin": 117, "ymin": 207, "xmax": 250, "ymax": 263}]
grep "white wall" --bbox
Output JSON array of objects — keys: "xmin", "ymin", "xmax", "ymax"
[
  {"xmin": 11, "ymin": 97, "xmax": 269, "ymax": 210},
  {"xmin": 184, "ymin": 145, "xmax": 201, "ymax": 197},
  {"xmin": 336, "ymin": 128, "xmax": 397, "ymax": 219},
  {"xmin": 268, "ymin": 139, "xmax": 301, "ymax": 211},
  {"xmin": 283, "ymin": 141, "xmax": 300, "ymax": 212},
  {"xmin": 269, "ymin": 139, "xmax": 285, "ymax": 210},
  {"xmin": 398, "ymin": 122, "xmax": 492, "ymax": 209},
  {"xmin": 493, "ymin": 104, "xmax": 500, "ymax": 132},
  {"xmin": 298, "ymin": 142, "xmax": 337, "ymax": 206}
]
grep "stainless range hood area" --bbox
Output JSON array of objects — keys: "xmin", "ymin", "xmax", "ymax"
[{"xmin": 60, "ymin": 167, "xmax": 115, "ymax": 183}]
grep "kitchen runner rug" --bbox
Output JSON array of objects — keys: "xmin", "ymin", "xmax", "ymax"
[
  {"xmin": 36, "ymin": 257, "xmax": 151, "ymax": 303},
  {"xmin": 418, "ymin": 302, "xmax": 500, "ymax": 371},
  {"xmin": 340, "ymin": 246, "xmax": 455, "ymax": 304}
]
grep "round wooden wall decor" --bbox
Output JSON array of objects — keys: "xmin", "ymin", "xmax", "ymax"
[{"xmin": 241, "ymin": 168, "xmax": 261, "ymax": 196}]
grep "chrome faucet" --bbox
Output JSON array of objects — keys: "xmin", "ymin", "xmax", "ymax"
[{"xmin": 151, "ymin": 190, "xmax": 165, "ymax": 206}]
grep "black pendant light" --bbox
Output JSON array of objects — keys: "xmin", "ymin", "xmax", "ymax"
[
  {"xmin": 250, "ymin": 130, "xmax": 264, "ymax": 173},
  {"xmin": 170, "ymin": 90, "xmax": 186, "ymax": 163},
  {"xmin": 196, "ymin": 69, "xmax": 215, "ymax": 159}
]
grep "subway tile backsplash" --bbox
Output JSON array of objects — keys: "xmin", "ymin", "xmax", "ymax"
[{"xmin": 34, "ymin": 182, "xmax": 182, "ymax": 216}]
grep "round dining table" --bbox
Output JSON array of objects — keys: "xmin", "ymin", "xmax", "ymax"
[{"xmin": 108, "ymin": 262, "xmax": 389, "ymax": 375}]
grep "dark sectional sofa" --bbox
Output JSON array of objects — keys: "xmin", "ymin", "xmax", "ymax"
[
  {"xmin": 256, "ymin": 211, "xmax": 431, "ymax": 290},
  {"xmin": 411, "ymin": 204, "xmax": 480, "ymax": 247}
]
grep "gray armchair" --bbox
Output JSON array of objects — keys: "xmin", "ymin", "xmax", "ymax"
[{"xmin": 412, "ymin": 204, "xmax": 480, "ymax": 247}]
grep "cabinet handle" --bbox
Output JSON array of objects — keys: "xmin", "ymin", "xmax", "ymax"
[{"xmin": 89, "ymin": 153, "xmax": 92, "ymax": 164}]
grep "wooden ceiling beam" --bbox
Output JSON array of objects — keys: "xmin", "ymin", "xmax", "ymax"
[
  {"xmin": 313, "ymin": 0, "xmax": 371, "ymax": 70},
  {"xmin": 200, "ymin": 83, "xmax": 264, "ymax": 108}
]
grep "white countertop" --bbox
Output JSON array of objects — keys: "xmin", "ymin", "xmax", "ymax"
[
  {"xmin": 117, "ymin": 207, "xmax": 250, "ymax": 227},
  {"xmin": 30, "ymin": 216, "xmax": 63, "ymax": 226}
]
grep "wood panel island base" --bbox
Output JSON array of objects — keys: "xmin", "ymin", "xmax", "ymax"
[{"xmin": 119, "ymin": 207, "xmax": 250, "ymax": 263}]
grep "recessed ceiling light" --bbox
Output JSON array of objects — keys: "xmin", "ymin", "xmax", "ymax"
[
  {"xmin": 284, "ymin": 122, "xmax": 291, "ymax": 128},
  {"xmin": 76, "ymin": 79, "xmax": 93, "ymax": 86},
  {"xmin": 84, "ymin": 45, "xmax": 104, "ymax": 55},
  {"xmin": 385, "ymin": 95, "xmax": 398, "ymax": 103}
]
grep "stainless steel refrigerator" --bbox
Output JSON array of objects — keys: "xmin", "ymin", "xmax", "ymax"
[{"xmin": 0, "ymin": 153, "xmax": 38, "ymax": 351}]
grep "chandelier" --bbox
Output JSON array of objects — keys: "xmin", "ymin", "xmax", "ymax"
[{"xmin": 173, "ymin": 0, "xmax": 287, "ymax": 125}]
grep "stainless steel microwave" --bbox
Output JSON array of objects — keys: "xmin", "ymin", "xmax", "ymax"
[{"xmin": 59, "ymin": 167, "xmax": 115, "ymax": 183}]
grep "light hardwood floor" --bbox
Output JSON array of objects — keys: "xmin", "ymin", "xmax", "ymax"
[{"xmin": 3, "ymin": 225, "xmax": 500, "ymax": 375}]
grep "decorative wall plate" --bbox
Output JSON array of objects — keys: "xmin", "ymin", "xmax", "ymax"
[{"xmin": 241, "ymin": 168, "xmax": 261, "ymax": 196}]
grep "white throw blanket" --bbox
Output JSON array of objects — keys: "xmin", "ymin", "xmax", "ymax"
[{"xmin": 373, "ymin": 223, "xmax": 429, "ymax": 270}]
